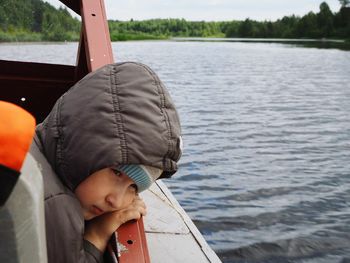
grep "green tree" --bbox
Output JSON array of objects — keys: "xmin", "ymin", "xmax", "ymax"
[
  {"xmin": 31, "ymin": 0, "xmax": 44, "ymax": 32},
  {"xmin": 317, "ymin": 2, "xmax": 334, "ymax": 37},
  {"xmin": 296, "ymin": 12, "xmax": 318, "ymax": 38},
  {"xmin": 238, "ymin": 19, "xmax": 254, "ymax": 37}
]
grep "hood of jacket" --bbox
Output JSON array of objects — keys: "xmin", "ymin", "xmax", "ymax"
[{"xmin": 35, "ymin": 62, "xmax": 182, "ymax": 191}]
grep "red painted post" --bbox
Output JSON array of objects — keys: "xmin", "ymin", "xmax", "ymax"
[
  {"xmin": 79, "ymin": 0, "xmax": 114, "ymax": 71},
  {"xmin": 75, "ymin": 1, "xmax": 151, "ymax": 262}
]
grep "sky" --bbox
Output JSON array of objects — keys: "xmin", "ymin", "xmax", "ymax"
[{"xmin": 46, "ymin": 0, "xmax": 342, "ymax": 21}]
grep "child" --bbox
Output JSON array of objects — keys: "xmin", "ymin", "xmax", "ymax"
[{"xmin": 30, "ymin": 62, "xmax": 182, "ymax": 262}]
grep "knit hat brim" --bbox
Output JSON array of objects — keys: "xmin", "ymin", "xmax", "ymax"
[{"xmin": 118, "ymin": 164, "xmax": 162, "ymax": 192}]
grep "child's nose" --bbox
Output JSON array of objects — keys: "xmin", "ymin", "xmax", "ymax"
[{"xmin": 105, "ymin": 193, "xmax": 123, "ymax": 210}]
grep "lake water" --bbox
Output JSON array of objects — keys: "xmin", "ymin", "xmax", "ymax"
[{"xmin": 1, "ymin": 41, "xmax": 350, "ymax": 262}]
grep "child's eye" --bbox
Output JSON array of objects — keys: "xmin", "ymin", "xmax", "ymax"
[
  {"xmin": 112, "ymin": 169, "xmax": 122, "ymax": 177},
  {"xmin": 130, "ymin": 184, "xmax": 138, "ymax": 192}
]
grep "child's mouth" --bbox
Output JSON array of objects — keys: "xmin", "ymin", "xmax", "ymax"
[{"xmin": 92, "ymin": 205, "xmax": 104, "ymax": 216}]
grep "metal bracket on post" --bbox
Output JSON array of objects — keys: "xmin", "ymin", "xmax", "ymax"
[{"xmin": 115, "ymin": 219, "xmax": 151, "ymax": 263}]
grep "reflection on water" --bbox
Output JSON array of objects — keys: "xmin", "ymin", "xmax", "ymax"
[
  {"xmin": 1, "ymin": 41, "xmax": 350, "ymax": 262},
  {"xmin": 172, "ymin": 38, "xmax": 350, "ymax": 51}
]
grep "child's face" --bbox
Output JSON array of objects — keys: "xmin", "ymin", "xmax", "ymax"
[{"xmin": 75, "ymin": 168, "xmax": 138, "ymax": 220}]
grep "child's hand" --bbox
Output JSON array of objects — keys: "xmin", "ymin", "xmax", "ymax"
[
  {"xmin": 111, "ymin": 196, "xmax": 147, "ymax": 226},
  {"xmin": 84, "ymin": 196, "xmax": 146, "ymax": 251}
]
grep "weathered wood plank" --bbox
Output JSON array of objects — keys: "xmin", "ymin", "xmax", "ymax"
[
  {"xmin": 142, "ymin": 181, "xmax": 222, "ymax": 262},
  {"xmin": 141, "ymin": 183, "xmax": 189, "ymax": 234},
  {"xmin": 146, "ymin": 233, "xmax": 210, "ymax": 263}
]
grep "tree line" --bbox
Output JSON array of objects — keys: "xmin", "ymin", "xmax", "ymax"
[
  {"xmin": 109, "ymin": 2, "xmax": 349, "ymax": 40},
  {"xmin": 223, "ymin": 2, "xmax": 350, "ymax": 39},
  {"xmin": 0, "ymin": 0, "xmax": 349, "ymax": 42},
  {"xmin": 0, "ymin": 0, "xmax": 80, "ymax": 41},
  {"xmin": 108, "ymin": 19, "xmax": 224, "ymax": 40}
]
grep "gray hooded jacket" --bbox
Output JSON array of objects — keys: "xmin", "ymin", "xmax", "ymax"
[{"xmin": 30, "ymin": 62, "xmax": 182, "ymax": 263}]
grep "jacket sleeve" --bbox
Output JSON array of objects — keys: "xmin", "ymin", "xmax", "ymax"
[{"xmin": 45, "ymin": 194, "xmax": 104, "ymax": 263}]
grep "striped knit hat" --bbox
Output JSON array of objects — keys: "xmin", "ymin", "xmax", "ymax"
[{"xmin": 118, "ymin": 164, "xmax": 162, "ymax": 192}]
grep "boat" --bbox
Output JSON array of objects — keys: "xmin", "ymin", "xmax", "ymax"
[{"xmin": 0, "ymin": 0, "xmax": 222, "ymax": 262}]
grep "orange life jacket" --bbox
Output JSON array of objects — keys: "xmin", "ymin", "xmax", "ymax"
[{"xmin": 0, "ymin": 101, "xmax": 36, "ymax": 205}]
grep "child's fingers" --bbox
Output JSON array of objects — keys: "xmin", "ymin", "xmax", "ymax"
[
  {"xmin": 129, "ymin": 197, "xmax": 146, "ymax": 211},
  {"xmin": 126, "ymin": 200, "xmax": 147, "ymax": 218},
  {"xmin": 125, "ymin": 206, "xmax": 146, "ymax": 220},
  {"xmin": 110, "ymin": 200, "xmax": 147, "ymax": 225},
  {"xmin": 132, "ymin": 198, "xmax": 146, "ymax": 208}
]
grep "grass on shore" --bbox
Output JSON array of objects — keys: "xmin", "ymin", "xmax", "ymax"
[
  {"xmin": 0, "ymin": 30, "xmax": 80, "ymax": 42},
  {"xmin": 110, "ymin": 32, "xmax": 169, "ymax": 41},
  {"xmin": 0, "ymin": 31, "xmax": 42, "ymax": 42},
  {"xmin": 0, "ymin": 31, "xmax": 168, "ymax": 42}
]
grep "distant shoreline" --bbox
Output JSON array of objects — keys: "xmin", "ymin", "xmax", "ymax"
[
  {"xmin": 171, "ymin": 37, "xmax": 350, "ymax": 50},
  {"xmin": 0, "ymin": 36, "xmax": 347, "ymax": 43},
  {"xmin": 171, "ymin": 37, "xmax": 346, "ymax": 42},
  {"xmin": 1, "ymin": 37, "xmax": 349, "ymax": 50}
]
